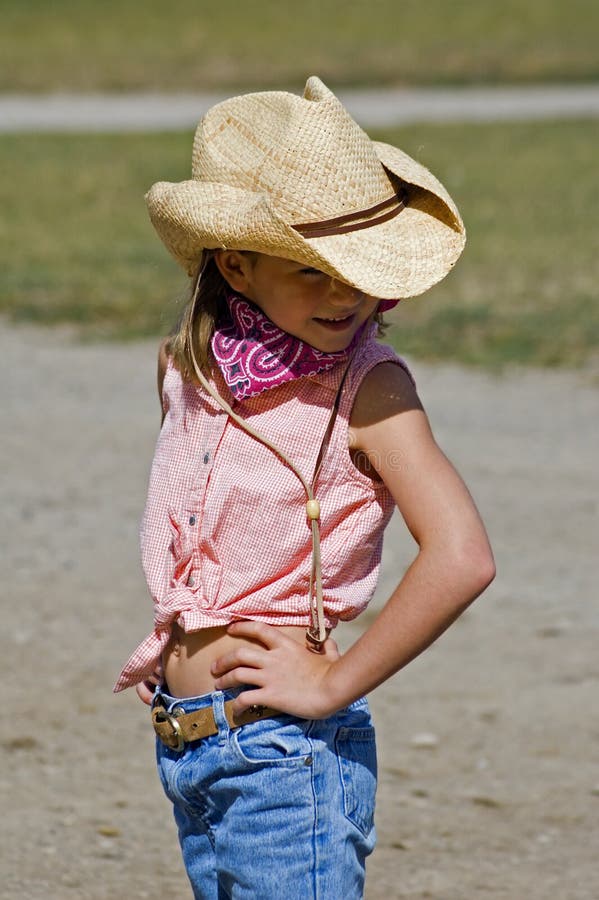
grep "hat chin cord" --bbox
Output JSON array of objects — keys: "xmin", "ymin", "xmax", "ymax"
[{"xmin": 189, "ymin": 332, "xmax": 350, "ymax": 651}]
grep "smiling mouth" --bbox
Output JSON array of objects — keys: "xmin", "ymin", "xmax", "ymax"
[
  {"xmin": 319, "ymin": 315, "xmax": 352, "ymax": 321},
  {"xmin": 313, "ymin": 313, "xmax": 356, "ymax": 329}
]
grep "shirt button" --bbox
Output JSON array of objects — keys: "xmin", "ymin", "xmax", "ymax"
[
  {"xmin": 188, "ymin": 575, "xmax": 195, "ymax": 587},
  {"xmin": 203, "ymin": 452, "xmax": 210, "ymax": 464},
  {"xmin": 189, "ymin": 515, "xmax": 196, "ymax": 525}
]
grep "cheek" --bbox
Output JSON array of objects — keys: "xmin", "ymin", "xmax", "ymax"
[{"xmin": 362, "ymin": 300, "xmax": 379, "ymax": 319}]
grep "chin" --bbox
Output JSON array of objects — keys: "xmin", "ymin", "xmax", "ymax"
[{"xmin": 311, "ymin": 337, "xmax": 352, "ymax": 353}]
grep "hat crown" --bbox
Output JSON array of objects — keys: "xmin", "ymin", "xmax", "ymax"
[
  {"xmin": 146, "ymin": 76, "xmax": 465, "ymax": 298},
  {"xmin": 191, "ymin": 77, "xmax": 394, "ymax": 224}
]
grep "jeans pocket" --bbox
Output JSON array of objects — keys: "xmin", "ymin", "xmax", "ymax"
[
  {"xmin": 335, "ymin": 725, "xmax": 377, "ymax": 836},
  {"xmin": 231, "ymin": 715, "xmax": 313, "ymax": 767}
]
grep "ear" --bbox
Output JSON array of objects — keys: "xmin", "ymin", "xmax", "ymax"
[{"xmin": 213, "ymin": 250, "xmax": 256, "ymax": 295}]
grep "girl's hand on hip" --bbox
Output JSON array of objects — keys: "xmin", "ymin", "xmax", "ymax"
[{"xmin": 211, "ymin": 621, "xmax": 342, "ymax": 719}]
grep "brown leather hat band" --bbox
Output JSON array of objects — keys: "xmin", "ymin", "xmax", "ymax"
[{"xmin": 292, "ymin": 191, "xmax": 408, "ymax": 238}]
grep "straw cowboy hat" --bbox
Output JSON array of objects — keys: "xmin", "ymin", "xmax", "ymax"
[{"xmin": 146, "ymin": 76, "xmax": 466, "ymax": 300}]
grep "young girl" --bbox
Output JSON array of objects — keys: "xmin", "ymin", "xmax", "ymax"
[{"xmin": 115, "ymin": 76, "xmax": 495, "ymax": 898}]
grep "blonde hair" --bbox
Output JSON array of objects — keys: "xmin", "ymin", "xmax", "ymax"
[
  {"xmin": 167, "ymin": 250, "xmax": 387, "ymax": 382},
  {"xmin": 167, "ymin": 251, "xmax": 230, "ymax": 381}
]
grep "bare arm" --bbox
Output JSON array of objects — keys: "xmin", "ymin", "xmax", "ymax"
[
  {"xmin": 212, "ymin": 362, "xmax": 496, "ymax": 717},
  {"xmin": 322, "ymin": 362, "xmax": 496, "ymax": 706}
]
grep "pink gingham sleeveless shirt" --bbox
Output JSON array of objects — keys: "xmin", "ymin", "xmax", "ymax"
[{"xmin": 115, "ymin": 326, "xmax": 413, "ymax": 691}]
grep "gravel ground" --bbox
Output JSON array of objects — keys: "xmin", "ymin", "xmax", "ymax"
[{"xmin": 2, "ymin": 322, "xmax": 598, "ymax": 900}]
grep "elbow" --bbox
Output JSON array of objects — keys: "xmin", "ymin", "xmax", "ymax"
[
  {"xmin": 449, "ymin": 539, "xmax": 496, "ymax": 605},
  {"xmin": 466, "ymin": 543, "xmax": 496, "ymax": 597},
  {"xmin": 474, "ymin": 549, "xmax": 496, "ymax": 594}
]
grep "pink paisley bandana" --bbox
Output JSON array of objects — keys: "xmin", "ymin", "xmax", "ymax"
[{"xmin": 211, "ymin": 295, "xmax": 354, "ymax": 399}]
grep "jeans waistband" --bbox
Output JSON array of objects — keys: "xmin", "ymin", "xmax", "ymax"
[
  {"xmin": 153, "ymin": 683, "xmax": 370, "ymax": 718},
  {"xmin": 153, "ymin": 684, "xmax": 247, "ymax": 715}
]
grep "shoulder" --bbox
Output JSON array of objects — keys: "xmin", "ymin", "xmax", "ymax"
[
  {"xmin": 341, "ymin": 331, "xmax": 414, "ymax": 415},
  {"xmin": 349, "ymin": 360, "xmax": 422, "ymax": 442}
]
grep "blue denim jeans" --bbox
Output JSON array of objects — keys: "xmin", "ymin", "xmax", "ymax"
[{"xmin": 154, "ymin": 686, "xmax": 377, "ymax": 899}]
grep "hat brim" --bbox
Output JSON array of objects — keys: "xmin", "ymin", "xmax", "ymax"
[{"xmin": 146, "ymin": 141, "xmax": 465, "ymax": 300}]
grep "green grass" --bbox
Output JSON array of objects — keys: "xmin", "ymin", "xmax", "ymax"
[
  {"xmin": 1, "ymin": 120, "xmax": 598, "ymax": 367},
  {"xmin": 0, "ymin": 132, "xmax": 190, "ymax": 337},
  {"xmin": 380, "ymin": 119, "xmax": 599, "ymax": 367},
  {"xmin": 2, "ymin": 0, "xmax": 599, "ymax": 91}
]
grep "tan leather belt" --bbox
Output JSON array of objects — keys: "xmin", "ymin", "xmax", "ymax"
[{"xmin": 152, "ymin": 701, "xmax": 280, "ymax": 751}]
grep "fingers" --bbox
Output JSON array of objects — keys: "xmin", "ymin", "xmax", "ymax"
[
  {"xmin": 322, "ymin": 637, "xmax": 341, "ymax": 661},
  {"xmin": 147, "ymin": 663, "xmax": 164, "ymax": 686},
  {"xmin": 230, "ymin": 688, "xmax": 267, "ymax": 718},
  {"xmin": 214, "ymin": 621, "xmax": 298, "ymax": 682},
  {"xmin": 214, "ymin": 667, "xmax": 265, "ymax": 692},
  {"xmin": 226, "ymin": 620, "xmax": 288, "ymax": 647},
  {"xmin": 211, "ymin": 645, "xmax": 265, "ymax": 681},
  {"xmin": 136, "ymin": 680, "xmax": 155, "ymax": 705},
  {"xmin": 136, "ymin": 663, "xmax": 164, "ymax": 706}
]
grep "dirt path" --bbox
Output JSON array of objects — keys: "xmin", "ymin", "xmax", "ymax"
[
  {"xmin": 2, "ymin": 322, "xmax": 598, "ymax": 899},
  {"xmin": 2, "ymin": 84, "xmax": 599, "ymax": 132}
]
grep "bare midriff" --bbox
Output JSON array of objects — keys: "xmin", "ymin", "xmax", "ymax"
[{"xmin": 162, "ymin": 622, "xmax": 309, "ymax": 698}]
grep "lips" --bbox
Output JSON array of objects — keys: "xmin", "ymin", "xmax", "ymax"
[{"xmin": 313, "ymin": 313, "xmax": 356, "ymax": 331}]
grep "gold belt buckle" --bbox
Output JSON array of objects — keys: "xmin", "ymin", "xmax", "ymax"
[{"xmin": 154, "ymin": 707, "xmax": 185, "ymax": 751}]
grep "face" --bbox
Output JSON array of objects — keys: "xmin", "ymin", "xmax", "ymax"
[{"xmin": 214, "ymin": 251, "xmax": 379, "ymax": 352}]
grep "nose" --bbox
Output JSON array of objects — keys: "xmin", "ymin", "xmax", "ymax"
[{"xmin": 328, "ymin": 277, "xmax": 362, "ymax": 304}]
